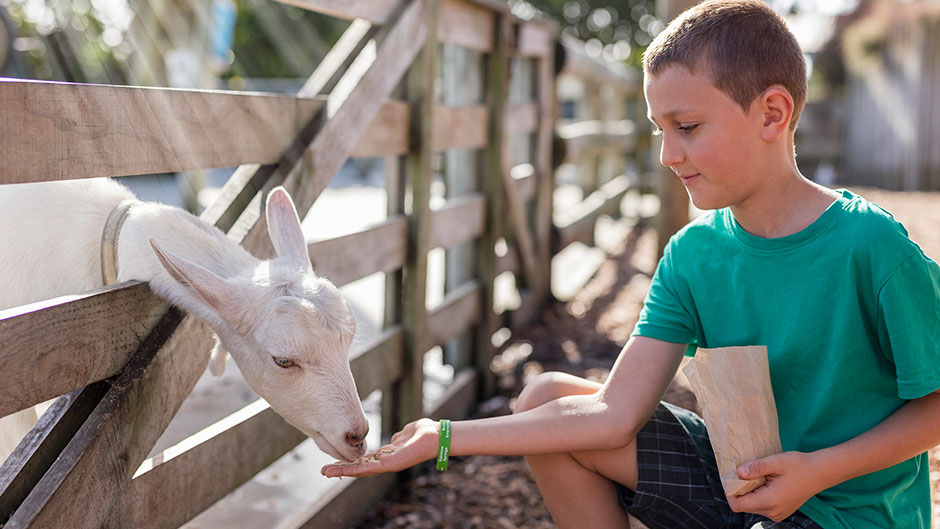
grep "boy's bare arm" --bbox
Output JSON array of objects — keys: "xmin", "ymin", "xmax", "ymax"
[
  {"xmin": 729, "ymin": 389, "xmax": 940, "ymax": 521},
  {"xmin": 322, "ymin": 336, "xmax": 686, "ymax": 477},
  {"xmin": 450, "ymin": 336, "xmax": 686, "ymax": 456}
]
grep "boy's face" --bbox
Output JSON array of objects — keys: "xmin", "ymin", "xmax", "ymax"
[{"xmin": 644, "ymin": 64, "xmax": 765, "ymax": 210}]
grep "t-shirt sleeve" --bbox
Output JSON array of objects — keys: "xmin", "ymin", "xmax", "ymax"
[
  {"xmin": 631, "ymin": 240, "xmax": 697, "ymax": 344},
  {"xmin": 878, "ymin": 250, "xmax": 940, "ymax": 400}
]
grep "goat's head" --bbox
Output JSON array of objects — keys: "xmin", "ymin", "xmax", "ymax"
[{"xmin": 148, "ymin": 187, "xmax": 368, "ymax": 462}]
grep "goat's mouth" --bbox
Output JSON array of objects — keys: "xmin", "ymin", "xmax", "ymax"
[{"xmin": 309, "ymin": 429, "xmax": 364, "ymax": 463}]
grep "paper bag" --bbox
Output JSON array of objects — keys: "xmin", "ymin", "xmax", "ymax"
[{"xmin": 682, "ymin": 345, "xmax": 782, "ymax": 497}]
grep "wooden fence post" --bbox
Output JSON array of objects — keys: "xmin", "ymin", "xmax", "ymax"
[
  {"xmin": 475, "ymin": 13, "xmax": 509, "ymax": 400},
  {"xmin": 399, "ymin": 0, "xmax": 438, "ymax": 425},
  {"xmin": 534, "ymin": 25, "xmax": 557, "ymax": 308}
]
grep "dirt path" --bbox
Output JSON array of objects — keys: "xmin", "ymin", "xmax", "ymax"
[{"xmin": 354, "ymin": 188, "xmax": 940, "ymax": 529}]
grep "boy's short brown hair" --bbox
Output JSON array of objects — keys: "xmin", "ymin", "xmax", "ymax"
[{"xmin": 643, "ymin": 0, "xmax": 807, "ymax": 130}]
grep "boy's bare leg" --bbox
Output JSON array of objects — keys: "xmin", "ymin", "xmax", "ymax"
[{"xmin": 515, "ymin": 372, "xmax": 640, "ymax": 529}]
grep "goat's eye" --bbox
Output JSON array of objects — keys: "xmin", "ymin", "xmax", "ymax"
[{"xmin": 272, "ymin": 356, "xmax": 298, "ymax": 369}]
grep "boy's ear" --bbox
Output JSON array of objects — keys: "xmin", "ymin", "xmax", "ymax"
[{"xmin": 758, "ymin": 86, "xmax": 794, "ymax": 142}]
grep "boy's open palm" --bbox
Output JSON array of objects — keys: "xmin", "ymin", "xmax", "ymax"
[
  {"xmin": 320, "ymin": 418, "xmax": 439, "ymax": 478},
  {"xmin": 726, "ymin": 451, "xmax": 825, "ymax": 522}
]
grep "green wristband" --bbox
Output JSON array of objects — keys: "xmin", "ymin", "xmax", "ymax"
[{"xmin": 436, "ymin": 419, "xmax": 451, "ymax": 471}]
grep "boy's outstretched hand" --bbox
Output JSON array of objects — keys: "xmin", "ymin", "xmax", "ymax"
[
  {"xmin": 321, "ymin": 418, "xmax": 440, "ymax": 478},
  {"xmin": 726, "ymin": 451, "xmax": 827, "ymax": 522}
]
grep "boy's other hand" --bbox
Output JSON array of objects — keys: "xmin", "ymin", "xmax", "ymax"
[
  {"xmin": 726, "ymin": 451, "xmax": 825, "ymax": 522},
  {"xmin": 320, "ymin": 418, "xmax": 439, "ymax": 478}
]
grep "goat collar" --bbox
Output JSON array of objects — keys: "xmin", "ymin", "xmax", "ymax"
[{"xmin": 101, "ymin": 199, "xmax": 138, "ymax": 286}]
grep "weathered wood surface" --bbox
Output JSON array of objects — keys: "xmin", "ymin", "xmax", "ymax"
[
  {"xmin": 429, "ymin": 194, "xmax": 486, "ymax": 251},
  {"xmin": 4, "ymin": 311, "xmax": 212, "ymax": 529},
  {"xmin": 308, "ymin": 216, "xmax": 408, "ymax": 286},
  {"xmin": 0, "ymin": 80, "xmax": 324, "ymax": 184},
  {"xmin": 433, "ymin": 105, "xmax": 489, "ymax": 152},
  {"xmin": 424, "ymin": 281, "xmax": 482, "ymax": 352},
  {"xmin": 557, "ymin": 119, "xmax": 637, "ymax": 162},
  {"xmin": 440, "ymin": 0, "xmax": 494, "ymax": 52},
  {"xmin": 275, "ymin": 0, "xmax": 496, "ymax": 53},
  {"xmin": 516, "ymin": 20, "xmax": 555, "ymax": 58},
  {"xmin": 556, "ymin": 174, "xmax": 633, "ymax": 250},
  {"xmin": 0, "ymin": 384, "xmax": 109, "ymax": 523},
  {"xmin": 506, "ymin": 103, "xmax": 538, "ymax": 133},
  {"xmin": 398, "ymin": 0, "xmax": 437, "ymax": 426},
  {"xmin": 0, "ymin": 283, "xmax": 166, "ymax": 417},
  {"xmin": 475, "ymin": 14, "xmax": 511, "ymax": 398},
  {"xmin": 352, "ymin": 103, "xmax": 488, "ymax": 157}
]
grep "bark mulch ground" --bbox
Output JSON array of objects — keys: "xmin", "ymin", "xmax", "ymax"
[{"xmin": 354, "ymin": 188, "xmax": 940, "ymax": 529}]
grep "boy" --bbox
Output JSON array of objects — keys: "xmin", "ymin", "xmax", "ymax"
[{"xmin": 323, "ymin": 1, "xmax": 940, "ymax": 527}]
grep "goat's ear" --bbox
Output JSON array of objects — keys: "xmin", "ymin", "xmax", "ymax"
[
  {"xmin": 265, "ymin": 187, "xmax": 312, "ymax": 269},
  {"xmin": 149, "ymin": 239, "xmax": 231, "ymax": 319}
]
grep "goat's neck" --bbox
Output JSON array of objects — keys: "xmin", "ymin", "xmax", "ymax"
[{"xmin": 115, "ymin": 202, "xmax": 258, "ymax": 331}]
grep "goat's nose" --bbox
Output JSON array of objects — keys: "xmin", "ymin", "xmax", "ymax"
[{"xmin": 344, "ymin": 427, "xmax": 368, "ymax": 448}]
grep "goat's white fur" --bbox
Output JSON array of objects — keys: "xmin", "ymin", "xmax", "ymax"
[{"xmin": 0, "ymin": 178, "xmax": 368, "ymax": 464}]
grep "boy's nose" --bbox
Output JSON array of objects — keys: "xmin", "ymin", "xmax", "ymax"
[{"xmin": 659, "ymin": 135, "xmax": 684, "ymax": 169}]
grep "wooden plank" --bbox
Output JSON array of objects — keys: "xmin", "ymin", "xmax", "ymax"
[
  {"xmin": 558, "ymin": 119, "xmax": 637, "ymax": 162},
  {"xmin": 102, "ymin": 329, "xmax": 403, "ymax": 529},
  {"xmin": 556, "ymin": 175, "xmax": 633, "ymax": 250},
  {"xmin": 272, "ymin": 0, "xmax": 400, "ymax": 25},
  {"xmin": 0, "ymin": 383, "xmax": 108, "ymax": 522},
  {"xmin": 432, "ymin": 105, "xmax": 489, "ymax": 152},
  {"xmin": 505, "ymin": 102, "xmax": 538, "ymax": 133},
  {"xmin": 533, "ymin": 51, "xmax": 556, "ymax": 308},
  {"xmin": 496, "ymin": 245, "xmax": 519, "ymax": 276},
  {"xmin": 277, "ymin": 0, "xmax": 494, "ymax": 53},
  {"xmin": 501, "ymin": 147, "xmax": 542, "ymax": 293},
  {"xmin": 308, "ymin": 216, "xmax": 407, "ymax": 287},
  {"xmin": 352, "ymin": 103, "xmax": 488, "ymax": 157},
  {"xmin": 0, "ymin": 80, "xmax": 324, "ymax": 183},
  {"xmin": 294, "ymin": 474, "xmax": 397, "ymax": 529},
  {"xmin": 4, "ymin": 311, "xmax": 212, "ymax": 529},
  {"xmin": 512, "ymin": 163, "xmax": 537, "ymax": 202},
  {"xmin": 516, "ymin": 20, "xmax": 555, "ymax": 58},
  {"xmin": 476, "ymin": 14, "xmax": 510, "ymax": 399},
  {"xmin": 350, "ymin": 100, "xmax": 410, "ymax": 157},
  {"xmin": 429, "ymin": 194, "xmax": 485, "ymax": 250},
  {"xmin": 439, "ymin": 0, "xmax": 494, "ymax": 52},
  {"xmin": 423, "ymin": 281, "xmax": 482, "ymax": 352},
  {"xmin": 441, "ymin": 42, "xmax": 483, "ymax": 372},
  {"xmin": 0, "ymin": 283, "xmax": 167, "ymax": 417}
]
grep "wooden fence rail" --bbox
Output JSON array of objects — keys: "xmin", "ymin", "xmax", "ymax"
[{"xmin": 0, "ymin": 0, "xmax": 648, "ymax": 527}]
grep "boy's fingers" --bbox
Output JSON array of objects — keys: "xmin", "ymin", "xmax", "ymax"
[
  {"xmin": 738, "ymin": 455, "xmax": 779, "ymax": 479},
  {"xmin": 321, "ymin": 459, "xmax": 381, "ymax": 478},
  {"xmin": 726, "ymin": 484, "xmax": 770, "ymax": 513}
]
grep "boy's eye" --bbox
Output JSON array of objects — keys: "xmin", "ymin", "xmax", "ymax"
[
  {"xmin": 272, "ymin": 356, "xmax": 298, "ymax": 369},
  {"xmin": 678, "ymin": 124, "xmax": 699, "ymax": 133}
]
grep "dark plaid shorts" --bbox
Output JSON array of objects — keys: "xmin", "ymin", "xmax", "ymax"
[{"xmin": 616, "ymin": 402, "xmax": 823, "ymax": 529}]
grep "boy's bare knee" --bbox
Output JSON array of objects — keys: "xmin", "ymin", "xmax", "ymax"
[
  {"xmin": 514, "ymin": 371, "xmax": 599, "ymax": 413},
  {"xmin": 514, "ymin": 372, "xmax": 564, "ymax": 413}
]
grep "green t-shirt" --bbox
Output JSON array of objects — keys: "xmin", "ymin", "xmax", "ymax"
[{"xmin": 633, "ymin": 189, "xmax": 940, "ymax": 529}]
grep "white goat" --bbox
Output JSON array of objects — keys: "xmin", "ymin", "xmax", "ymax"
[{"xmin": 0, "ymin": 177, "xmax": 369, "ymax": 464}]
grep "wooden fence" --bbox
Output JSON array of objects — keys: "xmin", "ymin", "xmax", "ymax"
[{"xmin": 0, "ymin": 1, "xmax": 649, "ymax": 527}]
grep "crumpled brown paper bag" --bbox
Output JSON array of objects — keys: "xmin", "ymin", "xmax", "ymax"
[{"xmin": 682, "ymin": 345, "xmax": 782, "ymax": 497}]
